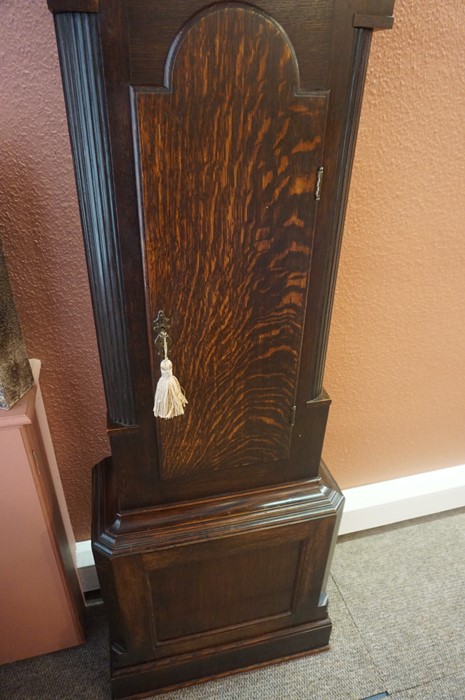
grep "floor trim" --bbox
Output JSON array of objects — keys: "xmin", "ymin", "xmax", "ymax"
[
  {"xmin": 339, "ymin": 463, "xmax": 465, "ymax": 535},
  {"xmin": 76, "ymin": 464, "xmax": 465, "ymax": 591},
  {"xmin": 76, "ymin": 540, "xmax": 99, "ymax": 592}
]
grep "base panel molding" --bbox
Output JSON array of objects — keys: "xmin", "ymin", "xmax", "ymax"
[
  {"xmin": 78, "ymin": 464, "xmax": 465, "ymax": 592},
  {"xmin": 92, "ymin": 459, "xmax": 343, "ymax": 698},
  {"xmin": 112, "ymin": 620, "xmax": 331, "ymax": 699}
]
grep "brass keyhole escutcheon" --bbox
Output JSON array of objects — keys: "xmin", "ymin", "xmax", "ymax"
[{"xmin": 153, "ymin": 310, "xmax": 172, "ymax": 358}]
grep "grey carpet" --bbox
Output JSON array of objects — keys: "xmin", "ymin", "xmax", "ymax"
[{"xmin": 1, "ymin": 507, "xmax": 464, "ymax": 699}]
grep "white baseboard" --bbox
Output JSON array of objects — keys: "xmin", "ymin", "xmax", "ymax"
[
  {"xmin": 75, "ymin": 540, "xmax": 99, "ymax": 592},
  {"xmin": 339, "ymin": 463, "xmax": 465, "ymax": 535},
  {"xmin": 76, "ymin": 464, "xmax": 465, "ymax": 592}
]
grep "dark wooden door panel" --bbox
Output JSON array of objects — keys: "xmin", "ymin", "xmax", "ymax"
[
  {"xmin": 145, "ymin": 540, "xmax": 301, "ymax": 642},
  {"xmin": 133, "ymin": 5, "xmax": 328, "ymax": 479}
]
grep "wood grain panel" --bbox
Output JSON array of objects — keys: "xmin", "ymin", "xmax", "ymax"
[
  {"xmin": 93, "ymin": 459, "xmax": 343, "ymax": 668},
  {"xmin": 125, "ymin": 0, "xmax": 333, "ymax": 89},
  {"xmin": 134, "ymin": 5, "xmax": 328, "ymax": 478},
  {"xmin": 146, "ymin": 540, "xmax": 301, "ymax": 643}
]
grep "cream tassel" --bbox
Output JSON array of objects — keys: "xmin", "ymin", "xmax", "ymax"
[{"xmin": 153, "ymin": 336, "xmax": 187, "ymax": 419}]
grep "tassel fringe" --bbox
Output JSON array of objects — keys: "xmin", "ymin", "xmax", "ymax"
[{"xmin": 153, "ymin": 357, "xmax": 188, "ymax": 419}]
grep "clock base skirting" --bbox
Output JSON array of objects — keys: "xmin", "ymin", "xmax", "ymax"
[
  {"xmin": 92, "ymin": 459, "xmax": 344, "ymax": 699},
  {"xmin": 110, "ymin": 620, "xmax": 331, "ymax": 699}
]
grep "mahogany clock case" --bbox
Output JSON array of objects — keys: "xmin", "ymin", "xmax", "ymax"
[{"xmin": 48, "ymin": 0, "xmax": 394, "ymax": 697}]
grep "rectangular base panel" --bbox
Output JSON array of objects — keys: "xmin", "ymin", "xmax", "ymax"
[
  {"xmin": 93, "ymin": 459, "xmax": 344, "ymax": 699},
  {"xmin": 112, "ymin": 620, "xmax": 331, "ymax": 699}
]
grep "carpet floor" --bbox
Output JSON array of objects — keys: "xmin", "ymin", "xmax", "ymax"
[{"xmin": 1, "ymin": 507, "xmax": 464, "ymax": 699}]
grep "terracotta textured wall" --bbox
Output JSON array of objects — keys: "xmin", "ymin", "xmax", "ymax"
[
  {"xmin": 0, "ymin": 1, "xmax": 108, "ymax": 541},
  {"xmin": 1, "ymin": 1, "xmax": 464, "ymax": 538},
  {"xmin": 323, "ymin": 0, "xmax": 465, "ymax": 487}
]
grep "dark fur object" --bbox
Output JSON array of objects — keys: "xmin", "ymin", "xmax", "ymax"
[{"xmin": 0, "ymin": 240, "xmax": 33, "ymax": 409}]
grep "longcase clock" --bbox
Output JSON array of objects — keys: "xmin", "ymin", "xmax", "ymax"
[{"xmin": 48, "ymin": 0, "xmax": 395, "ymax": 697}]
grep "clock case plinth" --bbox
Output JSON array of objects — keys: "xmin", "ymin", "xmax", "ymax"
[{"xmin": 93, "ymin": 457, "xmax": 343, "ymax": 697}]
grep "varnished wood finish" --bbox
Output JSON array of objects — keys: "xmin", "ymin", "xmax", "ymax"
[
  {"xmin": 92, "ymin": 459, "xmax": 342, "ymax": 696},
  {"xmin": 134, "ymin": 6, "xmax": 328, "ymax": 478},
  {"xmin": 114, "ymin": 645, "xmax": 331, "ymax": 700},
  {"xmin": 125, "ymin": 1, "xmax": 333, "ymax": 89},
  {"xmin": 353, "ymin": 12, "xmax": 395, "ymax": 30},
  {"xmin": 146, "ymin": 540, "xmax": 302, "ymax": 640},
  {"xmin": 54, "ymin": 12, "xmax": 136, "ymax": 426},
  {"xmin": 50, "ymin": 0, "xmax": 394, "ymax": 695},
  {"xmin": 48, "ymin": 0, "xmax": 99, "ymax": 10},
  {"xmin": 308, "ymin": 24, "xmax": 375, "ymax": 397},
  {"xmin": 93, "ymin": 463, "xmax": 341, "ymax": 557},
  {"xmin": 112, "ymin": 623, "xmax": 331, "ymax": 699},
  {"xmin": 51, "ymin": 0, "xmax": 395, "ymax": 509}
]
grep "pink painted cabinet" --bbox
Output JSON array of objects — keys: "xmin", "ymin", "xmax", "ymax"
[{"xmin": 0, "ymin": 370, "xmax": 85, "ymax": 664}]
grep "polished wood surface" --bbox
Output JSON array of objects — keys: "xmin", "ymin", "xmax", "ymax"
[
  {"xmin": 92, "ymin": 459, "xmax": 341, "ymax": 697},
  {"xmin": 134, "ymin": 6, "xmax": 328, "ymax": 478},
  {"xmin": 50, "ymin": 0, "xmax": 394, "ymax": 509},
  {"xmin": 50, "ymin": 0, "xmax": 394, "ymax": 696},
  {"xmin": 54, "ymin": 12, "xmax": 136, "ymax": 427}
]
